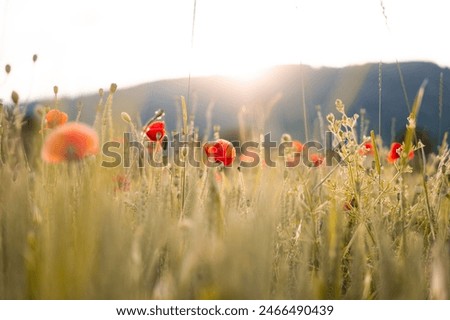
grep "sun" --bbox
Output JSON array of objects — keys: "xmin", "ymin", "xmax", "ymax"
[
  {"xmin": 191, "ymin": 50, "xmax": 272, "ymax": 82},
  {"xmin": 188, "ymin": 1, "xmax": 295, "ymax": 82}
]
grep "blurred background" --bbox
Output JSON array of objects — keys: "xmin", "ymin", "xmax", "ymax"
[{"xmin": 0, "ymin": 0, "xmax": 449, "ymax": 146}]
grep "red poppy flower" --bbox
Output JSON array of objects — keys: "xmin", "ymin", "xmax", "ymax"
[
  {"xmin": 45, "ymin": 109, "xmax": 68, "ymax": 129},
  {"xmin": 292, "ymin": 140, "xmax": 304, "ymax": 153},
  {"xmin": 204, "ymin": 139, "xmax": 236, "ymax": 166},
  {"xmin": 387, "ymin": 142, "xmax": 414, "ymax": 163},
  {"xmin": 114, "ymin": 174, "xmax": 130, "ymax": 192},
  {"xmin": 41, "ymin": 122, "xmax": 99, "ymax": 163},
  {"xmin": 310, "ymin": 153, "xmax": 324, "ymax": 167},
  {"xmin": 359, "ymin": 142, "xmax": 374, "ymax": 156},
  {"xmin": 144, "ymin": 121, "xmax": 165, "ymax": 141}
]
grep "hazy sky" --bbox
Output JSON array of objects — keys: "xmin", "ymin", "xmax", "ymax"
[{"xmin": 0, "ymin": 0, "xmax": 448, "ymax": 100}]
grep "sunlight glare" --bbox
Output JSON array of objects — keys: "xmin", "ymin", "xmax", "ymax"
[{"xmin": 190, "ymin": 49, "xmax": 273, "ymax": 82}]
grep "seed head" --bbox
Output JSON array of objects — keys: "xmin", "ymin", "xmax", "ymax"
[
  {"xmin": 5, "ymin": 64, "xmax": 11, "ymax": 74},
  {"xmin": 121, "ymin": 112, "xmax": 132, "ymax": 124},
  {"xmin": 281, "ymin": 133, "xmax": 292, "ymax": 142},
  {"xmin": 110, "ymin": 83, "xmax": 117, "ymax": 93},
  {"xmin": 326, "ymin": 113, "xmax": 335, "ymax": 123},
  {"xmin": 335, "ymin": 99, "xmax": 345, "ymax": 113},
  {"xmin": 11, "ymin": 91, "xmax": 19, "ymax": 105},
  {"xmin": 407, "ymin": 115, "xmax": 416, "ymax": 129}
]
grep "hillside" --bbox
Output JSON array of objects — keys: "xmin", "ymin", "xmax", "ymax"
[{"xmin": 42, "ymin": 62, "xmax": 450, "ymax": 148}]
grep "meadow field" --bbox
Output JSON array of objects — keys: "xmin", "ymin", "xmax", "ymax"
[{"xmin": 0, "ymin": 81, "xmax": 449, "ymax": 300}]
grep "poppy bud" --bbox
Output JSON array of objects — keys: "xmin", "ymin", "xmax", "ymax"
[
  {"xmin": 45, "ymin": 109, "xmax": 68, "ymax": 129},
  {"xmin": 11, "ymin": 91, "xmax": 19, "ymax": 105},
  {"xmin": 110, "ymin": 83, "xmax": 117, "ymax": 93}
]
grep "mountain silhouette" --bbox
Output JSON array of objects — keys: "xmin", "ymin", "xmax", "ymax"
[{"xmin": 44, "ymin": 61, "xmax": 450, "ymax": 149}]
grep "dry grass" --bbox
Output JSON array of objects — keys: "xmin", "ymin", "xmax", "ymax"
[{"xmin": 0, "ymin": 87, "xmax": 449, "ymax": 300}]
